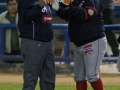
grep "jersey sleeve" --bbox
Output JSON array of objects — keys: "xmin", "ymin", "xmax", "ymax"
[
  {"xmin": 56, "ymin": 8, "xmax": 69, "ymax": 21},
  {"xmin": 71, "ymin": 0, "xmax": 100, "ymax": 21},
  {"xmin": 18, "ymin": 1, "xmax": 42, "ymax": 23},
  {"xmin": 24, "ymin": 4, "xmax": 42, "ymax": 22}
]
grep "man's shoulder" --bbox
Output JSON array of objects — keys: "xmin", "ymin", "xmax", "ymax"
[{"xmin": 0, "ymin": 11, "xmax": 8, "ymax": 17}]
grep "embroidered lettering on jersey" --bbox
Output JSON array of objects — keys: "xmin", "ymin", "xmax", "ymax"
[
  {"xmin": 88, "ymin": 9, "xmax": 94, "ymax": 16},
  {"xmin": 84, "ymin": 44, "xmax": 93, "ymax": 55},
  {"xmin": 42, "ymin": 6, "xmax": 47, "ymax": 12},
  {"xmin": 42, "ymin": 15, "xmax": 52, "ymax": 23}
]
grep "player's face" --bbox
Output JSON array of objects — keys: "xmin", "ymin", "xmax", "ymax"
[{"xmin": 7, "ymin": 0, "xmax": 17, "ymax": 14}]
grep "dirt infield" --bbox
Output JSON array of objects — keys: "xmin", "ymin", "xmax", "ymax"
[{"xmin": 0, "ymin": 73, "xmax": 120, "ymax": 86}]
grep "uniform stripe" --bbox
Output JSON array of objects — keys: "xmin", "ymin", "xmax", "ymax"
[{"xmin": 95, "ymin": 39, "xmax": 99, "ymax": 80}]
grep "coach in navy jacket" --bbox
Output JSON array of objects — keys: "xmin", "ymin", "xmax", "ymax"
[{"xmin": 18, "ymin": 0, "xmax": 55, "ymax": 90}]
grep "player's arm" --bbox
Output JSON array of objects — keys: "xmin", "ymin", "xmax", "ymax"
[
  {"xmin": 70, "ymin": 0, "xmax": 100, "ymax": 21},
  {"xmin": 18, "ymin": 0, "xmax": 46, "ymax": 23},
  {"xmin": 24, "ymin": 0, "xmax": 47, "ymax": 22},
  {"xmin": 56, "ymin": 8, "xmax": 69, "ymax": 21}
]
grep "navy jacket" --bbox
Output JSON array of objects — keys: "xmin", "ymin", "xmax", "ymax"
[
  {"xmin": 56, "ymin": 0, "xmax": 105, "ymax": 46},
  {"xmin": 18, "ymin": 0, "xmax": 53, "ymax": 42}
]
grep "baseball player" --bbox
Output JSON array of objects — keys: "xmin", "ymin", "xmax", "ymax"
[
  {"xmin": 18, "ymin": 0, "xmax": 55, "ymax": 90},
  {"xmin": 49, "ymin": 0, "xmax": 107, "ymax": 90}
]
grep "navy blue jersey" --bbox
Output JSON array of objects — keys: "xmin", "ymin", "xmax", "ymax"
[
  {"xmin": 56, "ymin": 0, "xmax": 105, "ymax": 46},
  {"xmin": 18, "ymin": 0, "xmax": 53, "ymax": 42}
]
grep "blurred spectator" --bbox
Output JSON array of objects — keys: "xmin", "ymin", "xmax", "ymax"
[
  {"xmin": 0, "ymin": 0, "xmax": 20, "ymax": 55},
  {"xmin": 101, "ymin": 0, "xmax": 119, "ymax": 56}
]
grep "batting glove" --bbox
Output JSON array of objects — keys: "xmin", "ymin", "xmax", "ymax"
[{"xmin": 47, "ymin": 0, "xmax": 59, "ymax": 11}]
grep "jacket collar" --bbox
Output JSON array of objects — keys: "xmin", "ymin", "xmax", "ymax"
[{"xmin": 5, "ymin": 11, "xmax": 17, "ymax": 21}]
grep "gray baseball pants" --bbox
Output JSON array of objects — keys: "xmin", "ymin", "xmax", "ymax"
[
  {"xmin": 20, "ymin": 38, "xmax": 55, "ymax": 90},
  {"xmin": 74, "ymin": 37, "xmax": 107, "ymax": 83}
]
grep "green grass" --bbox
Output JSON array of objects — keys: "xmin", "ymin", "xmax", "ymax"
[{"xmin": 0, "ymin": 84, "xmax": 120, "ymax": 90}]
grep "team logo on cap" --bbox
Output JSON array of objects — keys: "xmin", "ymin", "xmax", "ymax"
[{"xmin": 88, "ymin": 9, "xmax": 94, "ymax": 16}]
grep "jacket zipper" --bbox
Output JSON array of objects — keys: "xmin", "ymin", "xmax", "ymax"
[{"xmin": 32, "ymin": 21, "xmax": 35, "ymax": 39}]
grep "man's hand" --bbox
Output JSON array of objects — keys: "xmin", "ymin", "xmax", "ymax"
[
  {"xmin": 39, "ymin": 0, "xmax": 47, "ymax": 7},
  {"xmin": 52, "ymin": 0, "xmax": 59, "ymax": 11},
  {"xmin": 47, "ymin": 0, "xmax": 59, "ymax": 11}
]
